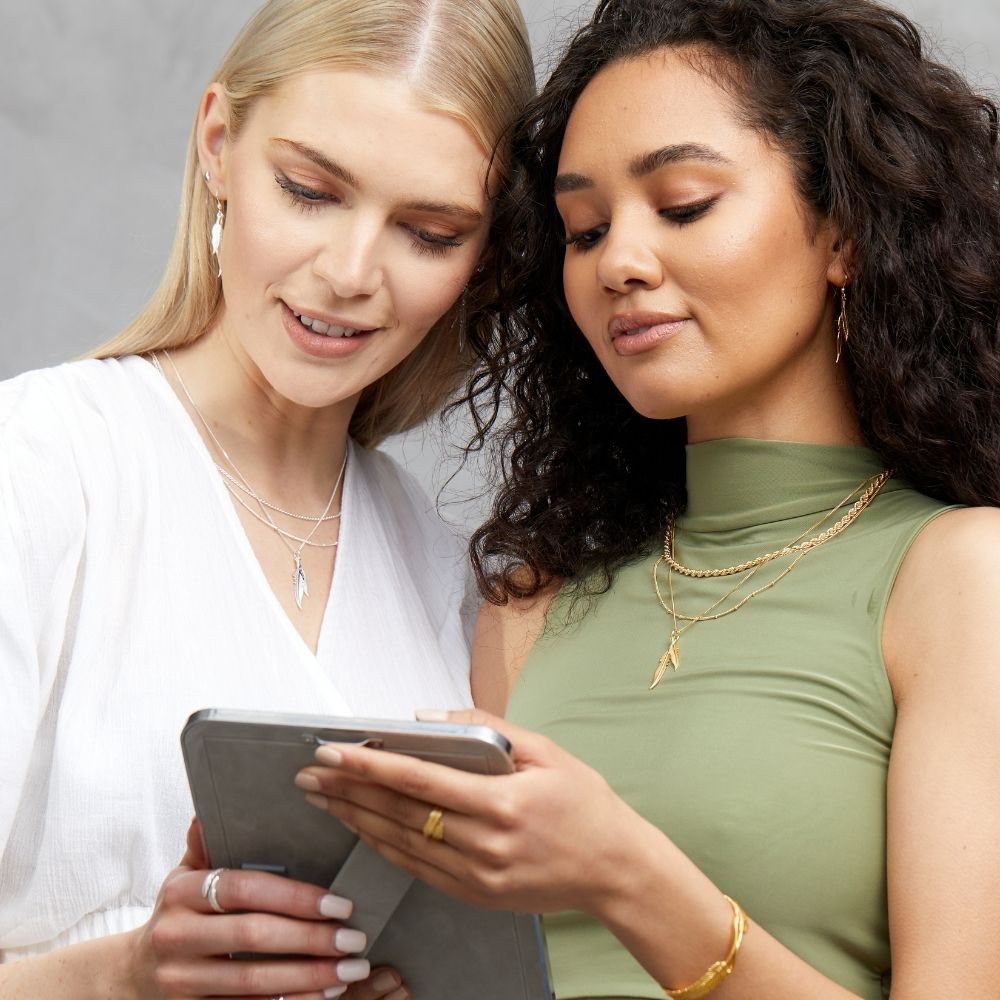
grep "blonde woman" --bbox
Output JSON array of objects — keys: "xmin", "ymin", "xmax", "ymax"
[{"xmin": 0, "ymin": 0, "xmax": 533, "ymax": 996}]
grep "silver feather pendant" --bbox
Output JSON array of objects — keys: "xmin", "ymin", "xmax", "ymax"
[
  {"xmin": 210, "ymin": 201, "xmax": 224, "ymax": 276},
  {"xmin": 293, "ymin": 554, "xmax": 309, "ymax": 610}
]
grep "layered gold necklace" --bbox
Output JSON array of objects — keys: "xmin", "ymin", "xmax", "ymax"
[{"xmin": 649, "ymin": 469, "xmax": 892, "ymax": 689}]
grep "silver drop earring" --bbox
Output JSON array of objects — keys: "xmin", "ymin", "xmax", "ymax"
[
  {"xmin": 210, "ymin": 199, "xmax": 225, "ymax": 277},
  {"xmin": 205, "ymin": 172, "xmax": 225, "ymax": 277}
]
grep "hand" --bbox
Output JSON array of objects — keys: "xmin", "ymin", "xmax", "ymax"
[
  {"xmin": 294, "ymin": 709, "xmax": 649, "ymax": 918},
  {"xmin": 125, "ymin": 819, "xmax": 382, "ymax": 999}
]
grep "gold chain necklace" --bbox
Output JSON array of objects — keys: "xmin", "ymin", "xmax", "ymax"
[
  {"xmin": 649, "ymin": 469, "xmax": 891, "ymax": 689},
  {"xmin": 663, "ymin": 469, "xmax": 893, "ymax": 578}
]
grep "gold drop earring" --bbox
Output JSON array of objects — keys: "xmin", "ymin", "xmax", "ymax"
[{"xmin": 835, "ymin": 284, "xmax": 851, "ymax": 363}]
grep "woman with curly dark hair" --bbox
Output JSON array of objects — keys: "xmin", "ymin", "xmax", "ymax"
[{"xmin": 298, "ymin": 1, "xmax": 1000, "ymax": 997}]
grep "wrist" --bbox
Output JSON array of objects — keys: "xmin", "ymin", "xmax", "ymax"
[
  {"xmin": 111, "ymin": 927, "xmax": 152, "ymax": 1000},
  {"xmin": 586, "ymin": 817, "xmax": 741, "ymax": 991}
]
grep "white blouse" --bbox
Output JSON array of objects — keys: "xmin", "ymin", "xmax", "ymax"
[{"xmin": 0, "ymin": 356, "xmax": 475, "ymax": 959}]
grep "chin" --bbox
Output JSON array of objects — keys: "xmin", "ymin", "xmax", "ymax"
[{"xmin": 613, "ymin": 381, "xmax": 686, "ymax": 422}]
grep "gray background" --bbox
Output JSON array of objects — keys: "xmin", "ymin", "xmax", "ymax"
[{"xmin": 2, "ymin": 1, "xmax": 997, "ymax": 521}]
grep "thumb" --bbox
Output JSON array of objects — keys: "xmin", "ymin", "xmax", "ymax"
[
  {"xmin": 415, "ymin": 708, "xmax": 553, "ymax": 766},
  {"xmin": 179, "ymin": 817, "xmax": 209, "ymax": 869}
]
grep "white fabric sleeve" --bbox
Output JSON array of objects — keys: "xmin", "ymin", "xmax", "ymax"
[
  {"xmin": 0, "ymin": 374, "xmax": 83, "ymax": 861},
  {"xmin": 0, "ymin": 486, "xmax": 42, "ymax": 858}
]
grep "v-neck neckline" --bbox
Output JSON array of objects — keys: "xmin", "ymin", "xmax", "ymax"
[{"xmin": 133, "ymin": 354, "xmax": 349, "ymax": 665}]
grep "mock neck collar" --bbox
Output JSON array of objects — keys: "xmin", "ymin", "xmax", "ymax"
[{"xmin": 679, "ymin": 438, "xmax": 890, "ymax": 533}]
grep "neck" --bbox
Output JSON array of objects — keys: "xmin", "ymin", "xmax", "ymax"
[
  {"xmin": 161, "ymin": 329, "xmax": 353, "ymax": 505},
  {"xmin": 686, "ymin": 336, "xmax": 863, "ymax": 447}
]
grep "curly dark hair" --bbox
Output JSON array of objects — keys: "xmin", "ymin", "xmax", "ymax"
[{"xmin": 460, "ymin": 0, "xmax": 1000, "ymax": 604}]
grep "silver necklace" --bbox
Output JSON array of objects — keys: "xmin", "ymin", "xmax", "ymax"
[
  {"xmin": 153, "ymin": 351, "xmax": 347, "ymax": 610},
  {"xmin": 216, "ymin": 466, "xmax": 342, "ymax": 522},
  {"xmin": 222, "ymin": 481, "xmax": 342, "ymax": 545}
]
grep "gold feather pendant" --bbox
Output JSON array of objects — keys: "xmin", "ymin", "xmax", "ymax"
[{"xmin": 649, "ymin": 631, "xmax": 681, "ymax": 689}]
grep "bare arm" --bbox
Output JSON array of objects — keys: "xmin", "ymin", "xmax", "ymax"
[
  {"xmin": 303, "ymin": 508, "xmax": 1000, "ymax": 998},
  {"xmin": 881, "ymin": 507, "xmax": 1000, "ymax": 996},
  {"xmin": 469, "ymin": 585, "xmax": 555, "ymax": 715}
]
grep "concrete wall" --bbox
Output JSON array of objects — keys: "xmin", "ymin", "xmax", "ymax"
[{"xmin": 2, "ymin": 1, "xmax": 996, "ymax": 518}]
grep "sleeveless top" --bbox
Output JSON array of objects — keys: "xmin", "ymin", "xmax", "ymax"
[{"xmin": 507, "ymin": 439, "xmax": 952, "ymax": 1000}]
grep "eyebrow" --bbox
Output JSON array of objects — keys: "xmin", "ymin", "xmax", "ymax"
[
  {"xmin": 272, "ymin": 137, "xmax": 484, "ymax": 223},
  {"xmin": 554, "ymin": 142, "xmax": 734, "ymax": 194},
  {"xmin": 273, "ymin": 138, "xmax": 361, "ymax": 189}
]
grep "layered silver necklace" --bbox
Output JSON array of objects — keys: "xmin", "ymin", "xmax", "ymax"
[{"xmin": 152, "ymin": 351, "xmax": 347, "ymax": 610}]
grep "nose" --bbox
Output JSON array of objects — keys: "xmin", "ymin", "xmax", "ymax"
[
  {"xmin": 594, "ymin": 220, "xmax": 664, "ymax": 295},
  {"xmin": 311, "ymin": 216, "xmax": 384, "ymax": 298}
]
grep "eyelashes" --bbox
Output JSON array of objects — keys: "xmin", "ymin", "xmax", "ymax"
[
  {"xmin": 275, "ymin": 171, "xmax": 334, "ymax": 212},
  {"xmin": 562, "ymin": 198, "xmax": 716, "ymax": 252},
  {"xmin": 273, "ymin": 171, "xmax": 464, "ymax": 258}
]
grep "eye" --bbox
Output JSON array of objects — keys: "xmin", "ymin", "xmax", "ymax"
[
  {"xmin": 561, "ymin": 224, "xmax": 609, "ymax": 253},
  {"xmin": 274, "ymin": 171, "xmax": 339, "ymax": 213},
  {"xmin": 405, "ymin": 225, "xmax": 465, "ymax": 258},
  {"xmin": 659, "ymin": 198, "xmax": 716, "ymax": 225}
]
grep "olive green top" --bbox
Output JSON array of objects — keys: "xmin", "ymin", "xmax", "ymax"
[{"xmin": 507, "ymin": 439, "xmax": 952, "ymax": 1000}]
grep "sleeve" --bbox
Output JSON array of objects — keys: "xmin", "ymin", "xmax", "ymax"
[
  {"xmin": 0, "ymin": 373, "xmax": 85, "ymax": 855},
  {"xmin": 0, "ymin": 486, "xmax": 43, "ymax": 854}
]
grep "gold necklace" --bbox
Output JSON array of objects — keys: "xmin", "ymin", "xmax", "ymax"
[
  {"xmin": 649, "ymin": 469, "xmax": 891, "ymax": 689},
  {"xmin": 663, "ymin": 469, "xmax": 893, "ymax": 578}
]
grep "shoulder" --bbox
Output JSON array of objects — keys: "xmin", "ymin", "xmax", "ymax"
[
  {"xmin": 884, "ymin": 506, "xmax": 1000, "ymax": 704},
  {"xmin": 471, "ymin": 575, "xmax": 561, "ymax": 714},
  {"xmin": 0, "ymin": 356, "xmax": 152, "ymax": 443},
  {"xmin": 0, "ymin": 356, "xmax": 159, "ymax": 531},
  {"xmin": 350, "ymin": 442, "xmax": 465, "ymax": 556}
]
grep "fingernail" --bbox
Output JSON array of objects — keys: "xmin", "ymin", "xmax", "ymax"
[
  {"xmin": 294, "ymin": 772, "xmax": 321, "ymax": 792},
  {"xmin": 337, "ymin": 957, "xmax": 371, "ymax": 983},
  {"xmin": 335, "ymin": 927, "xmax": 367, "ymax": 954},
  {"xmin": 415, "ymin": 709, "xmax": 449, "ymax": 721},
  {"xmin": 372, "ymin": 970, "xmax": 399, "ymax": 990},
  {"xmin": 305, "ymin": 792, "xmax": 329, "ymax": 810},
  {"xmin": 324, "ymin": 988, "xmax": 347, "ymax": 998},
  {"xmin": 316, "ymin": 746, "xmax": 343, "ymax": 766},
  {"xmin": 319, "ymin": 893, "xmax": 353, "ymax": 919},
  {"xmin": 385, "ymin": 988, "xmax": 409, "ymax": 1000}
]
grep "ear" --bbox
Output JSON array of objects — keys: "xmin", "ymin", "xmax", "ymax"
[
  {"xmin": 196, "ymin": 83, "xmax": 230, "ymax": 199},
  {"xmin": 826, "ymin": 234, "xmax": 855, "ymax": 289}
]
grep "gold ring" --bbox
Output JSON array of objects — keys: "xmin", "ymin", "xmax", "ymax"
[{"xmin": 421, "ymin": 807, "xmax": 445, "ymax": 841}]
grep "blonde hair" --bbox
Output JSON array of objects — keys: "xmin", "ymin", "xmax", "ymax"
[{"xmin": 92, "ymin": 0, "xmax": 533, "ymax": 446}]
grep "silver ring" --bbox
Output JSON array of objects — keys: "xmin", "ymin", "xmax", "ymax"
[{"xmin": 201, "ymin": 867, "xmax": 227, "ymax": 913}]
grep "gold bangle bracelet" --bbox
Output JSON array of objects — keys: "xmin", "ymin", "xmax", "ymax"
[{"xmin": 661, "ymin": 895, "xmax": 749, "ymax": 1000}]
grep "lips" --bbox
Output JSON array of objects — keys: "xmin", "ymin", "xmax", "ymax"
[
  {"xmin": 609, "ymin": 311, "xmax": 689, "ymax": 339},
  {"xmin": 288, "ymin": 305, "xmax": 378, "ymax": 339}
]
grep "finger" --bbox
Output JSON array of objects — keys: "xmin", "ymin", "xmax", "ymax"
[
  {"xmin": 165, "ymin": 911, "xmax": 369, "ymax": 960},
  {"xmin": 415, "ymin": 708, "xmax": 550, "ymax": 763},
  {"xmin": 168, "ymin": 867, "xmax": 354, "ymax": 921},
  {"xmin": 179, "ymin": 817, "xmax": 208, "ymax": 869},
  {"xmin": 352, "ymin": 825, "xmax": 496, "ymax": 911},
  {"xmin": 340, "ymin": 966, "xmax": 408, "ymax": 999},
  {"xmin": 158, "ymin": 955, "xmax": 371, "ymax": 996},
  {"xmin": 302, "ymin": 773, "xmax": 489, "ymax": 856},
  {"xmin": 320, "ymin": 792, "xmax": 485, "ymax": 879},
  {"xmin": 300, "ymin": 743, "xmax": 517, "ymax": 819}
]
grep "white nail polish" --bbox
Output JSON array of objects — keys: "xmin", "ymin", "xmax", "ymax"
[
  {"xmin": 323, "ymin": 988, "xmax": 347, "ymax": 998},
  {"xmin": 337, "ymin": 957, "xmax": 371, "ymax": 983},
  {"xmin": 335, "ymin": 927, "xmax": 367, "ymax": 954},
  {"xmin": 319, "ymin": 893, "xmax": 353, "ymax": 919},
  {"xmin": 415, "ymin": 708, "xmax": 449, "ymax": 721}
]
